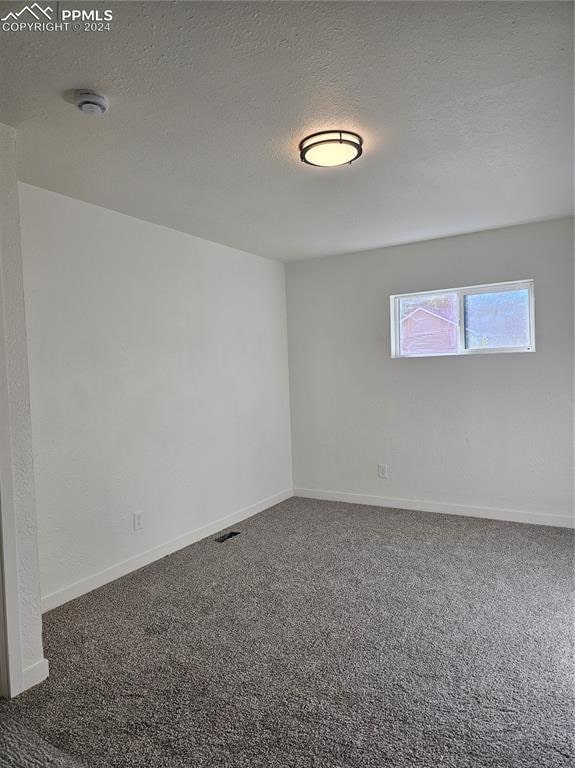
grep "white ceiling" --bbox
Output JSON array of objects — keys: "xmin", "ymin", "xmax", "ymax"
[{"xmin": 0, "ymin": 1, "xmax": 572, "ymax": 261}]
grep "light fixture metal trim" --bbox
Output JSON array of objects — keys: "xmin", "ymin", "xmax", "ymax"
[{"xmin": 299, "ymin": 130, "xmax": 363, "ymax": 167}]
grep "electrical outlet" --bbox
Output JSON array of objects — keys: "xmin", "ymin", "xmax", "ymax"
[
  {"xmin": 377, "ymin": 463, "xmax": 389, "ymax": 480},
  {"xmin": 133, "ymin": 511, "xmax": 144, "ymax": 531}
]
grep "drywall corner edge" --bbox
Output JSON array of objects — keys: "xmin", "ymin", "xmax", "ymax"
[{"xmin": 0, "ymin": 122, "xmax": 45, "ymax": 698}]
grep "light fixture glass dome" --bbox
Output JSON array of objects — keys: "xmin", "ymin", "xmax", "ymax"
[{"xmin": 299, "ymin": 130, "xmax": 363, "ymax": 167}]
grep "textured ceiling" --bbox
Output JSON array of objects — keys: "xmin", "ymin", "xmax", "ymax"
[{"xmin": 0, "ymin": 1, "xmax": 572, "ymax": 261}]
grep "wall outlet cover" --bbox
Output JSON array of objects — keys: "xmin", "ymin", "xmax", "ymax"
[{"xmin": 377, "ymin": 463, "xmax": 389, "ymax": 479}]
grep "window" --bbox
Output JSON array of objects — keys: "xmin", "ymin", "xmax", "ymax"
[{"xmin": 390, "ymin": 280, "xmax": 534, "ymax": 358}]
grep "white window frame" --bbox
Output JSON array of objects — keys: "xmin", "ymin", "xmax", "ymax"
[{"xmin": 390, "ymin": 279, "xmax": 535, "ymax": 358}]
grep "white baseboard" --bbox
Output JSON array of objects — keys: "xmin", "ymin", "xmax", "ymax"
[
  {"xmin": 40, "ymin": 485, "xmax": 571, "ymax": 613},
  {"xmin": 15, "ymin": 658, "xmax": 49, "ymax": 695},
  {"xmin": 41, "ymin": 488, "xmax": 294, "ymax": 613},
  {"xmin": 294, "ymin": 488, "xmax": 574, "ymax": 529}
]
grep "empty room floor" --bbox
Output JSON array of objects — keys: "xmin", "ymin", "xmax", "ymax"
[{"xmin": 1, "ymin": 497, "xmax": 573, "ymax": 768}]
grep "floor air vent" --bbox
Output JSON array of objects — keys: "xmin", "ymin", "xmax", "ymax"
[{"xmin": 215, "ymin": 531, "xmax": 241, "ymax": 543}]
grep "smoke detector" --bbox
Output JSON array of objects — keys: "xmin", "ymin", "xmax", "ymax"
[{"xmin": 74, "ymin": 90, "xmax": 109, "ymax": 116}]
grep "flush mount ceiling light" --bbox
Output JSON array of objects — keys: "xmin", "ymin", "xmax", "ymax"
[{"xmin": 299, "ymin": 130, "xmax": 363, "ymax": 167}]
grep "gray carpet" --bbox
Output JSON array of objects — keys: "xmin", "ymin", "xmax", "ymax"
[
  {"xmin": 0, "ymin": 719, "xmax": 84, "ymax": 767},
  {"xmin": 1, "ymin": 498, "xmax": 573, "ymax": 768}
]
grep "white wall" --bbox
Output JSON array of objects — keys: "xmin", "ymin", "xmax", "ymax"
[
  {"xmin": 16, "ymin": 184, "xmax": 574, "ymax": 624},
  {"xmin": 19, "ymin": 184, "xmax": 293, "ymax": 610},
  {"xmin": 0, "ymin": 127, "xmax": 46, "ymax": 695},
  {"xmin": 287, "ymin": 219, "xmax": 574, "ymax": 528}
]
